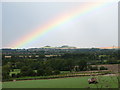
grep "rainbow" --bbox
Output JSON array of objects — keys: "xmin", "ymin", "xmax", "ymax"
[{"xmin": 10, "ymin": 2, "xmax": 112, "ymax": 49}]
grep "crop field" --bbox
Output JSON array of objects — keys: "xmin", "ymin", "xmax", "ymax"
[{"xmin": 2, "ymin": 76, "xmax": 118, "ymax": 88}]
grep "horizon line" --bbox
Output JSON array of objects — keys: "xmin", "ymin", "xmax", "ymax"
[{"xmin": 1, "ymin": 46, "xmax": 120, "ymax": 49}]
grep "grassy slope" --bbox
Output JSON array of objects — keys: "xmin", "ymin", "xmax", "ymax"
[{"xmin": 3, "ymin": 76, "xmax": 118, "ymax": 88}]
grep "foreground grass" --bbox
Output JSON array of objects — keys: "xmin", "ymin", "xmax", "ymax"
[{"xmin": 3, "ymin": 76, "xmax": 118, "ymax": 88}]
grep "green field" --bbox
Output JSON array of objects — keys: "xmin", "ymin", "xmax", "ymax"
[{"xmin": 3, "ymin": 76, "xmax": 118, "ymax": 88}]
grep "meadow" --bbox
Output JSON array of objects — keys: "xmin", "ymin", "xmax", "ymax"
[{"xmin": 2, "ymin": 76, "xmax": 118, "ymax": 88}]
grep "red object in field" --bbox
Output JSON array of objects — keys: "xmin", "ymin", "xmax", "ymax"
[{"xmin": 88, "ymin": 78, "xmax": 98, "ymax": 84}]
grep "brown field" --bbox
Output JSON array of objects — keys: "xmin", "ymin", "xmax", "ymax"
[{"xmin": 92, "ymin": 64, "xmax": 119, "ymax": 73}]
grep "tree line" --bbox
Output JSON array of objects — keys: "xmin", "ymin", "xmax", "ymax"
[{"xmin": 2, "ymin": 49, "xmax": 119, "ymax": 81}]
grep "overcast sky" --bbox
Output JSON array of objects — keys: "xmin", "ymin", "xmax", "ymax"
[{"xmin": 2, "ymin": 1, "xmax": 118, "ymax": 49}]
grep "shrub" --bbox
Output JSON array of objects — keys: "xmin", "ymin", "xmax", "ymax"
[
  {"xmin": 2, "ymin": 72, "xmax": 10, "ymax": 80},
  {"xmin": 100, "ymin": 66, "xmax": 108, "ymax": 70},
  {"xmin": 16, "ymin": 73, "xmax": 21, "ymax": 78},
  {"xmin": 21, "ymin": 66, "xmax": 35, "ymax": 76},
  {"xmin": 44, "ymin": 67, "xmax": 53, "ymax": 76},
  {"xmin": 53, "ymin": 70, "xmax": 60, "ymax": 75},
  {"xmin": 37, "ymin": 69, "xmax": 45, "ymax": 76},
  {"xmin": 90, "ymin": 66, "xmax": 98, "ymax": 70},
  {"xmin": 11, "ymin": 73, "xmax": 16, "ymax": 78}
]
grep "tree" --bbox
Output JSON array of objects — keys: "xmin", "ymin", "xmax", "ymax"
[
  {"xmin": 44, "ymin": 67, "xmax": 53, "ymax": 76},
  {"xmin": 37, "ymin": 68, "xmax": 45, "ymax": 76},
  {"xmin": 2, "ymin": 65, "xmax": 10, "ymax": 80},
  {"xmin": 78, "ymin": 60, "xmax": 87, "ymax": 71},
  {"xmin": 21, "ymin": 66, "xmax": 35, "ymax": 76},
  {"xmin": 65, "ymin": 59, "xmax": 75, "ymax": 72},
  {"xmin": 100, "ymin": 66, "xmax": 108, "ymax": 70},
  {"xmin": 11, "ymin": 73, "xmax": 16, "ymax": 78},
  {"xmin": 53, "ymin": 70, "xmax": 60, "ymax": 75},
  {"xmin": 15, "ymin": 62, "xmax": 24, "ymax": 69},
  {"xmin": 90, "ymin": 66, "xmax": 98, "ymax": 70}
]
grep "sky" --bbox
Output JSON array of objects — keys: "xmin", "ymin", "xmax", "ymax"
[
  {"xmin": 2, "ymin": 1, "xmax": 118, "ymax": 49},
  {"xmin": 0, "ymin": 3, "xmax": 2, "ymax": 49}
]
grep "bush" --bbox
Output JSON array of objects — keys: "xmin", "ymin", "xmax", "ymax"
[
  {"xmin": 53, "ymin": 70, "xmax": 60, "ymax": 75},
  {"xmin": 16, "ymin": 73, "xmax": 21, "ymax": 78},
  {"xmin": 100, "ymin": 66, "xmax": 108, "ymax": 70},
  {"xmin": 27, "ymin": 69, "xmax": 36, "ymax": 76},
  {"xmin": 90, "ymin": 66, "xmax": 98, "ymax": 70},
  {"xmin": 37, "ymin": 69, "xmax": 45, "ymax": 76},
  {"xmin": 11, "ymin": 73, "xmax": 16, "ymax": 78},
  {"xmin": 2, "ymin": 72, "xmax": 10, "ymax": 80},
  {"xmin": 44, "ymin": 67, "xmax": 53, "ymax": 76},
  {"xmin": 21, "ymin": 66, "xmax": 35, "ymax": 76}
]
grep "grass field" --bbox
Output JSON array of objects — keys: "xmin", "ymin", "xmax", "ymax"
[{"xmin": 2, "ymin": 76, "xmax": 118, "ymax": 88}]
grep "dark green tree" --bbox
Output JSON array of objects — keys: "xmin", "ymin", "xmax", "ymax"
[
  {"xmin": 2, "ymin": 65, "xmax": 10, "ymax": 81},
  {"xmin": 78, "ymin": 60, "xmax": 87, "ymax": 71},
  {"xmin": 21, "ymin": 66, "xmax": 35, "ymax": 76}
]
